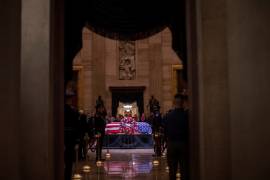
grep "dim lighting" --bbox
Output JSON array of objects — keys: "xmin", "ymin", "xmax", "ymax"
[
  {"xmin": 95, "ymin": 133, "xmax": 101, "ymax": 138},
  {"xmin": 106, "ymin": 152, "xmax": 111, "ymax": 159},
  {"xmin": 96, "ymin": 160, "xmax": 103, "ymax": 167},
  {"xmin": 82, "ymin": 165, "xmax": 91, "ymax": 173},
  {"xmin": 153, "ymin": 160, "xmax": 159, "ymax": 166},
  {"xmin": 162, "ymin": 152, "xmax": 166, "ymax": 158},
  {"xmin": 123, "ymin": 105, "xmax": 132, "ymax": 109},
  {"xmin": 165, "ymin": 166, "xmax": 169, "ymax": 173},
  {"xmin": 72, "ymin": 174, "xmax": 82, "ymax": 180}
]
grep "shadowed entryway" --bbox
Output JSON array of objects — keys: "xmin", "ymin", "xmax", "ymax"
[{"xmin": 110, "ymin": 86, "xmax": 145, "ymax": 117}]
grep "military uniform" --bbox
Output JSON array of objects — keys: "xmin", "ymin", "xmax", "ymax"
[{"xmin": 165, "ymin": 107, "xmax": 189, "ymax": 180}]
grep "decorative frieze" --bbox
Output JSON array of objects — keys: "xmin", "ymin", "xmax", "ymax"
[{"xmin": 119, "ymin": 41, "xmax": 136, "ymax": 80}]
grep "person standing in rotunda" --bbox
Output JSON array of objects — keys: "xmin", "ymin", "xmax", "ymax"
[
  {"xmin": 96, "ymin": 95, "xmax": 104, "ymax": 109},
  {"xmin": 164, "ymin": 94, "xmax": 189, "ymax": 180},
  {"xmin": 94, "ymin": 104, "xmax": 107, "ymax": 161},
  {"xmin": 148, "ymin": 95, "xmax": 160, "ymax": 113},
  {"xmin": 64, "ymin": 96, "xmax": 80, "ymax": 180}
]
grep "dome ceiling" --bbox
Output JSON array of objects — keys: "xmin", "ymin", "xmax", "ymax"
[
  {"xmin": 83, "ymin": 0, "xmax": 172, "ymax": 40},
  {"xmin": 64, "ymin": 0, "xmax": 187, "ymax": 81}
]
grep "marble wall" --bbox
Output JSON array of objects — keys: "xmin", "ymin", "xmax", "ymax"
[
  {"xmin": 227, "ymin": 1, "xmax": 270, "ymax": 179},
  {"xmin": 195, "ymin": 0, "xmax": 231, "ymax": 179},
  {"xmin": 193, "ymin": 0, "xmax": 270, "ymax": 179},
  {"xmin": 73, "ymin": 28, "xmax": 182, "ymax": 115}
]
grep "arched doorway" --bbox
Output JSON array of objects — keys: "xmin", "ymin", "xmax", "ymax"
[{"xmin": 50, "ymin": 0, "xmax": 200, "ymax": 179}]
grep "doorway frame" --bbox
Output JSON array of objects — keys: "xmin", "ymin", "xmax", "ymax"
[
  {"xmin": 109, "ymin": 86, "xmax": 146, "ymax": 117},
  {"xmin": 50, "ymin": 0, "xmax": 201, "ymax": 179},
  {"xmin": 185, "ymin": 0, "xmax": 201, "ymax": 180}
]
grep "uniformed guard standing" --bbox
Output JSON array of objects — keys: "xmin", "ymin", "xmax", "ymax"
[
  {"xmin": 152, "ymin": 109, "xmax": 163, "ymax": 157},
  {"xmin": 94, "ymin": 104, "xmax": 107, "ymax": 161},
  {"xmin": 165, "ymin": 94, "xmax": 189, "ymax": 180}
]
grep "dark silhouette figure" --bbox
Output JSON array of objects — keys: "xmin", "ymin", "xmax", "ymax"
[
  {"xmin": 165, "ymin": 94, "xmax": 189, "ymax": 180},
  {"xmin": 152, "ymin": 110, "xmax": 163, "ymax": 156},
  {"xmin": 78, "ymin": 110, "xmax": 88, "ymax": 160},
  {"xmin": 94, "ymin": 105, "xmax": 107, "ymax": 161},
  {"xmin": 64, "ymin": 103, "xmax": 79, "ymax": 180},
  {"xmin": 96, "ymin": 96, "xmax": 104, "ymax": 109},
  {"xmin": 148, "ymin": 95, "xmax": 160, "ymax": 113}
]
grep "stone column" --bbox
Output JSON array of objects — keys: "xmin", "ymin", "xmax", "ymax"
[
  {"xmin": 20, "ymin": 0, "xmax": 57, "ymax": 179},
  {"xmin": 149, "ymin": 32, "xmax": 163, "ymax": 112},
  {"xmin": 81, "ymin": 28, "xmax": 93, "ymax": 112},
  {"xmin": 0, "ymin": 0, "xmax": 21, "ymax": 179},
  {"xmin": 195, "ymin": 0, "xmax": 230, "ymax": 180},
  {"xmin": 162, "ymin": 28, "xmax": 177, "ymax": 112},
  {"xmin": 91, "ymin": 32, "xmax": 106, "ymax": 108},
  {"xmin": 227, "ymin": 1, "xmax": 270, "ymax": 179},
  {"xmin": 105, "ymin": 38, "xmax": 117, "ymax": 113},
  {"xmin": 137, "ymin": 38, "xmax": 150, "ymax": 114}
]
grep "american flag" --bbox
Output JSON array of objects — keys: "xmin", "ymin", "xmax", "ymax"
[
  {"xmin": 105, "ymin": 122, "xmax": 152, "ymax": 135},
  {"xmin": 137, "ymin": 122, "xmax": 152, "ymax": 135},
  {"xmin": 105, "ymin": 122, "xmax": 122, "ymax": 134}
]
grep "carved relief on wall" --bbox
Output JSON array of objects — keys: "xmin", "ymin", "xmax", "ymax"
[{"xmin": 119, "ymin": 41, "xmax": 136, "ymax": 80}]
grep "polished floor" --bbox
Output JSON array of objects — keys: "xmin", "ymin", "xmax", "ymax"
[{"xmin": 73, "ymin": 149, "xmax": 179, "ymax": 180}]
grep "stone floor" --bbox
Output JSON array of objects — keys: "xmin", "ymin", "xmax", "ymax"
[{"xmin": 73, "ymin": 149, "xmax": 177, "ymax": 180}]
